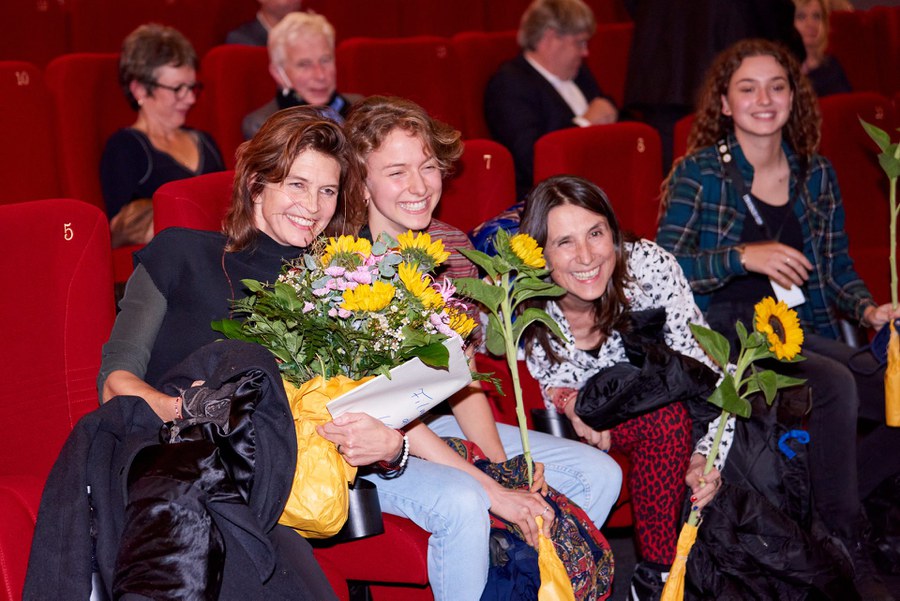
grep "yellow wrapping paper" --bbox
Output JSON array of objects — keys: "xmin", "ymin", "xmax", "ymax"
[
  {"xmin": 536, "ymin": 516, "xmax": 576, "ymax": 601},
  {"xmin": 660, "ymin": 522, "xmax": 698, "ymax": 601},
  {"xmin": 887, "ymin": 320, "xmax": 900, "ymax": 427},
  {"xmin": 279, "ymin": 375, "xmax": 372, "ymax": 538}
]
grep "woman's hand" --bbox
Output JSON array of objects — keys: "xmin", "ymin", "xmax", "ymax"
[
  {"xmin": 685, "ymin": 453, "xmax": 722, "ymax": 512},
  {"xmin": 316, "ymin": 413, "xmax": 403, "ymax": 467},
  {"xmin": 863, "ymin": 302, "xmax": 900, "ymax": 330},
  {"xmin": 739, "ymin": 241, "xmax": 812, "ymax": 289},
  {"xmin": 550, "ymin": 387, "xmax": 612, "ymax": 451},
  {"xmin": 486, "ymin": 483, "xmax": 554, "ymax": 548},
  {"xmin": 530, "ymin": 461, "xmax": 549, "ymax": 495}
]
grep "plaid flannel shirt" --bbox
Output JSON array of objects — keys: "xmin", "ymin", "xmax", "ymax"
[{"xmin": 656, "ymin": 134, "xmax": 875, "ymax": 340}]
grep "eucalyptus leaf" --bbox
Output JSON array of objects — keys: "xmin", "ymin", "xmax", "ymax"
[
  {"xmin": 371, "ymin": 240, "xmax": 389, "ymax": 255},
  {"xmin": 304, "ymin": 254, "xmax": 318, "ymax": 270},
  {"xmin": 690, "ymin": 323, "xmax": 732, "ymax": 368}
]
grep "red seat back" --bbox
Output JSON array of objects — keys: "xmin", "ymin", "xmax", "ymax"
[
  {"xmin": 305, "ymin": 0, "xmax": 402, "ymax": 43},
  {"xmin": 484, "ymin": 0, "xmax": 532, "ymax": 31},
  {"xmin": 0, "ymin": 62, "xmax": 62, "ymax": 204},
  {"xmin": 337, "ymin": 36, "xmax": 464, "ymax": 132},
  {"xmin": 153, "ymin": 170, "xmax": 235, "ymax": 234},
  {"xmin": 828, "ymin": 10, "xmax": 880, "ymax": 93},
  {"xmin": 869, "ymin": 6, "xmax": 900, "ymax": 97},
  {"xmin": 585, "ymin": 22, "xmax": 634, "ymax": 108},
  {"xmin": 399, "ymin": 0, "xmax": 486, "ymax": 37},
  {"xmin": 0, "ymin": 1, "xmax": 68, "ymax": 67},
  {"xmin": 534, "ymin": 122, "xmax": 663, "ymax": 240},
  {"xmin": 819, "ymin": 92, "xmax": 895, "ymax": 253},
  {"xmin": 672, "ymin": 114, "xmax": 694, "ymax": 165},
  {"xmin": 474, "ymin": 353, "xmax": 547, "ymax": 429},
  {"xmin": 195, "ymin": 45, "xmax": 272, "ymax": 168},
  {"xmin": 0, "ymin": 199, "xmax": 115, "ymax": 481},
  {"xmin": 437, "ymin": 139, "xmax": 517, "ymax": 233},
  {"xmin": 451, "ymin": 31, "xmax": 520, "ymax": 140},
  {"xmin": 45, "ymin": 53, "xmax": 133, "ymax": 211}
]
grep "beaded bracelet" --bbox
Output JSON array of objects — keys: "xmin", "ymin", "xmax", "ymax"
[{"xmin": 377, "ymin": 432, "xmax": 409, "ymax": 479}]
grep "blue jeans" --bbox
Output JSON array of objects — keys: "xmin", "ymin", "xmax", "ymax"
[{"xmin": 363, "ymin": 415, "xmax": 622, "ymax": 601}]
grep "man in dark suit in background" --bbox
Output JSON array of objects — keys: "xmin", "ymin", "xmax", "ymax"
[{"xmin": 484, "ymin": 0, "xmax": 618, "ymax": 199}]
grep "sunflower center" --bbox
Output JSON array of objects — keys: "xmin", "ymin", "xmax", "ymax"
[{"xmin": 768, "ymin": 315, "xmax": 786, "ymax": 343}]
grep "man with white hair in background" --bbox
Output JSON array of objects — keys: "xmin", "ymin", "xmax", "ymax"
[{"xmin": 242, "ymin": 11, "xmax": 362, "ymax": 138}]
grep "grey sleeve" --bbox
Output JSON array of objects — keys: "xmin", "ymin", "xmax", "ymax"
[{"xmin": 96, "ymin": 264, "xmax": 167, "ymax": 402}]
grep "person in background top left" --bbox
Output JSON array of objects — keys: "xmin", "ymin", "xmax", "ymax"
[{"xmin": 99, "ymin": 24, "xmax": 225, "ymax": 248}]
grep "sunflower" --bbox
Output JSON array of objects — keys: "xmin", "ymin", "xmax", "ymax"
[
  {"xmin": 398, "ymin": 262, "xmax": 444, "ymax": 309},
  {"xmin": 341, "ymin": 280, "xmax": 396, "ymax": 312},
  {"xmin": 322, "ymin": 235, "xmax": 372, "ymax": 266},
  {"xmin": 509, "ymin": 233, "xmax": 546, "ymax": 269},
  {"xmin": 397, "ymin": 231, "xmax": 450, "ymax": 270},
  {"xmin": 446, "ymin": 307, "xmax": 478, "ymax": 338},
  {"xmin": 753, "ymin": 297, "xmax": 804, "ymax": 360}
]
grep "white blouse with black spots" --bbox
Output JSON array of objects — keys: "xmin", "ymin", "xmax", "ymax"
[{"xmin": 525, "ymin": 239, "xmax": 735, "ymax": 465}]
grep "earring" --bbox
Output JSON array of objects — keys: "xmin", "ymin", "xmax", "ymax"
[
  {"xmin": 138, "ymin": 98, "xmax": 144, "ymax": 107},
  {"xmin": 364, "ymin": 197, "xmax": 371, "ymax": 207}
]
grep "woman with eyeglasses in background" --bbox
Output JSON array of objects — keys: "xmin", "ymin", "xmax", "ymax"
[{"xmin": 100, "ymin": 24, "xmax": 225, "ymax": 248}]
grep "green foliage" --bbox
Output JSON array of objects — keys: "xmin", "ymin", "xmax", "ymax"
[{"xmin": 689, "ymin": 323, "xmax": 731, "ymax": 369}]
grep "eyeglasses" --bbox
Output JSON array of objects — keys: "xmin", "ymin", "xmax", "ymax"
[{"xmin": 149, "ymin": 80, "xmax": 204, "ymax": 99}]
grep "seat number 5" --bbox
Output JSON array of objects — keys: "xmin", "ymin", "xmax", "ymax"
[{"xmin": 64, "ymin": 223, "xmax": 73, "ymax": 241}]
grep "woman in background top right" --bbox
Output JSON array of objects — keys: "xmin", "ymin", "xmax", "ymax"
[
  {"xmin": 656, "ymin": 38, "xmax": 898, "ymax": 601},
  {"xmin": 793, "ymin": 0, "xmax": 852, "ymax": 96}
]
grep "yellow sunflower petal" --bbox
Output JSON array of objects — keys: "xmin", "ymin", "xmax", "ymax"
[
  {"xmin": 341, "ymin": 280, "xmax": 396, "ymax": 312},
  {"xmin": 509, "ymin": 233, "xmax": 546, "ymax": 269},
  {"xmin": 397, "ymin": 231, "xmax": 450, "ymax": 267},
  {"xmin": 753, "ymin": 296, "xmax": 803, "ymax": 360},
  {"xmin": 322, "ymin": 235, "xmax": 372, "ymax": 265},
  {"xmin": 447, "ymin": 308, "xmax": 477, "ymax": 338}
]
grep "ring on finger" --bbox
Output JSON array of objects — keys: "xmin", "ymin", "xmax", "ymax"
[{"xmin": 542, "ymin": 506, "xmax": 551, "ymax": 515}]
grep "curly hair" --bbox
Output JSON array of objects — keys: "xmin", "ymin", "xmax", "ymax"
[
  {"xmin": 687, "ymin": 38, "xmax": 820, "ymax": 173},
  {"xmin": 224, "ymin": 106, "xmax": 364, "ymax": 251},
  {"xmin": 519, "ymin": 175, "xmax": 632, "ymax": 364}
]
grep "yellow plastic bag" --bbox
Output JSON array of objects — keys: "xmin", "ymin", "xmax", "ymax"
[
  {"xmin": 536, "ymin": 516, "xmax": 576, "ymax": 601},
  {"xmin": 887, "ymin": 320, "xmax": 900, "ymax": 427},
  {"xmin": 279, "ymin": 375, "xmax": 372, "ymax": 538}
]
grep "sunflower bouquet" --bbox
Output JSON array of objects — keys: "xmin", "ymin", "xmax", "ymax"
[
  {"xmin": 213, "ymin": 231, "xmax": 478, "ymax": 387},
  {"xmin": 662, "ymin": 297, "xmax": 806, "ymax": 599}
]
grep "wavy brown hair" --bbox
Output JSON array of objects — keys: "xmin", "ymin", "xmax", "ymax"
[
  {"xmin": 223, "ymin": 106, "xmax": 364, "ymax": 251},
  {"xmin": 688, "ymin": 38, "xmax": 820, "ymax": 168},
  {"xmin": 520, "ymin": 175, "xmax": 632, "ymax": 364}
]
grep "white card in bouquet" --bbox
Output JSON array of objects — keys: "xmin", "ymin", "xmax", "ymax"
[{"xmin": 325, "ymin": 338, "xmax": 473, "ymax": 429}]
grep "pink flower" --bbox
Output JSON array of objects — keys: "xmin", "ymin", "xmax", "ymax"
[
  {"xmin": 325, "ymin": 265, "xmax": 346, "ymax": 277},
  {"xmin": 328, "ymin": 307, "xmax": 338, "ymax": 317},
  {"xmin": 338, "ymin": 308, "xmax": 352, "ymax": 319},
  {"xmin": 437, "ymin": 278, "xmax": 457, "ymax": 303},
  {"xmin": 312, "ymin": 287, "xmax": 330, "ymax": 297},
  {"xmin": 302, "ymin": 302, "xmax": 315, "ymax": 313},
  {"xmin": 430, "ymin": 312, "xmax": 454, "ymax": 337},
  {"xmin": 347, "ymin": 267, "xmax": 373, "ymax": 285}
]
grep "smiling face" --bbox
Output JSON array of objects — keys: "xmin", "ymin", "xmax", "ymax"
[
  {"xmin": 364, "ymin": 128, "xmax": 443, "ymax": 238},
  {"xmin": 721, "ymin": 54, "xmax": 793, "ymax": 142},
  {"xmin": 274, "ymin": 31, "xmax": 337, "ymax": 106},
  {"xmin": 133, "ymin": 63, "xmax": 197, "ymax": 129},
  {"xmin": 253, "ymin": 149, "xmax": 341, "ymax": 247},
  {"xmin": 544, "ymin": 203, "xmax": 617, "ymax": 311}
]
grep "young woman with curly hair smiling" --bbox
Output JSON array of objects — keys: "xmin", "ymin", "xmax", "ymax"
[{"xmin": 657, "ymin": 38, "xmax": 898, "ymax": 601}]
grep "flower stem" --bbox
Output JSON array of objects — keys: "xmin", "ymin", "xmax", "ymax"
[
  {"xmin": 889, "ymin": 143, "xmax": 898, "ymax": 308},
  {"xmin": 686, "ymin": 408, "xmax": 730, "ymax": 527},
  {"xmin": 501, "ymin": 272, "xmax": 533, "ymax": 486}
]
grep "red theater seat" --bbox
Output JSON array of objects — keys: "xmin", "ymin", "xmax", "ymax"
[
  {"xmin": 0, "ymin": 199, "xmax": 115, "ymax": 601},
  {"xmin": 305, "ymin": 0, "xmax": 402, "ymax": 42},
  {"xmin": 451, "ymin": 31, "xmax": 520, "ymax": 140},
  {"xmin": 0, "ymin": 62, "xmax": 62, "ymax": 204},
  {"xmin": 585, "ymin": 22, "xmax": 634, "ymax": 108},
  {"xmin": 672, "ymin": 114, "xmax": 694, "ymax": 164},
  {"xmin": 195, "ymin": 45, "xmax": 272, "ymax": 168},
  {"xmin": 337, "ymin": 36, "xmax": 464, "ymax": 132},
  {"xmin": 534, "ymin": 122, "xmax": 663, "ymax": 240},
  {"xmin": 0, "ymin": 1, "xmax": 68, "ymax": 67},
  {"xmin": 484, "ymin": 0, "xmax": 532, "ymax": 31},
  {"xmin": 870, "ymin": 6, "xmax": 900, "ymax": 97},
  {"xmin": 437, "ymin": 139, "xmax": 517, "ymax": 233},
  {"xmin": 819, "ymin": 92, "xmax": 895, "ymax": 255},
  {"xmin": 399, "ymin": 0, "xmax": 486, "ymax": 37},
  {"xmin": 153, "ymin": 170, "xmax": 235, "ymax": 233},
  {"xmin": 828, "ymin": 10, "xmax": 880, "ymax": 93}
]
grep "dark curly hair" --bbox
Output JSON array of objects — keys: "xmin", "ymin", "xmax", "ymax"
[{"xmin": 688, "ymin": 38, "xmax": 820, "ymax": 174}]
